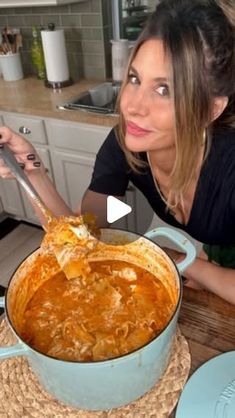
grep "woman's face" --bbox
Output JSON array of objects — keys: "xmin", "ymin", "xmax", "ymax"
[{"xmin": 120, "ymin": 39, "xmax": 176, "ymax": 153}]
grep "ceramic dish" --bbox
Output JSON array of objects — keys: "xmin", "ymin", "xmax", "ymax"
[{"xmin": 176, "ymin": 351, "xmax": 235, "ymax": 418}]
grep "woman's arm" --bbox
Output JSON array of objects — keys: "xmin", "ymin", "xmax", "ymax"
[
  {"xmin": 0, "ymin": 126, "xmax": 74, "ymax": 224},
  {"xmin": 183, "ymin": 251, "xmax": 235, "ymax": 305},
  {"xmin": 164, "ymin": 247, "xmax": 235, "ymax": 305}
]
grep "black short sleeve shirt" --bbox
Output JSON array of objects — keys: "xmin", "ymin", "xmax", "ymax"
[{"xmin": 88, "ymin": 127, "xmax": 235, "ymax": 245}]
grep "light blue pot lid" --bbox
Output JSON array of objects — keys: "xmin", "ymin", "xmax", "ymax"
[{"xmin": 176, "ymin": 351, "xmax": 235, "ymax": 418}]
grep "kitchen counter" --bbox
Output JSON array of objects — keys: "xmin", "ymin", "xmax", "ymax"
[
  {"xmin": 171, "ymin": 286, "xmax": 235, "ymax": 417},
  {"xmin": 0, "ymin": 76, "xmax": 117, "ymax": 127}
]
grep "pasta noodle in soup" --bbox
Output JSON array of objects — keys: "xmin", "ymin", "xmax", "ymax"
[{"xmin": 20, "ymin": 259, "xmax": 174, "ymax": 361}]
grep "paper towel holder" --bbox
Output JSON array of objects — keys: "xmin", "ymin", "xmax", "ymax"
[
  {"xmin": 42, "ymin": 23, "xmax": 73, "ymax": 89},
  {"xmin": 45, "ymin": 78, "xmax": 73, "ymax": 89}
]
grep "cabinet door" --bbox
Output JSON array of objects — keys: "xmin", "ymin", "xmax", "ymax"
[
  {"xmin": 50, "ymin": 150, "xmax": 95, "ymax": 212},
  {"xmin": 0, "ymin": 114, "xmax": 25, "ymax": 217},
  {"xmin": 0, "ymin": 179, "xmax": 25, "ymax": 218},
  {"xmin": 51, "ymin": 149, "xmax": 138, "ymax": 230}
]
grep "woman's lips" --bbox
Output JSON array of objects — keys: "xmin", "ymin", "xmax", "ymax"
[{"xmin": 126, "ymin": 121, "xmax": 151, "ymax": 137}]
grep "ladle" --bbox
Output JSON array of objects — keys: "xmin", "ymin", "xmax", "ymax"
[{"xmin": 0, "ymin": 143, "xmax": 95, "ymax": 278}]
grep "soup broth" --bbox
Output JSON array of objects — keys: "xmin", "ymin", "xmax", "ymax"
[{"xmin": 21, "ymin": 259, "xmax": 174, "ymax": 362}]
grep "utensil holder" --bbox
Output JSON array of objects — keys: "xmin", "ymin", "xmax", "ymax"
[{"xmin": 0, "ymin": 53, "xmax": 23, "ymax": 81}]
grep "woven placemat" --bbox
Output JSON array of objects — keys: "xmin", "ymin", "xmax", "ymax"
[{"xmin": 0, "ymin": 319, "xmax": 191, "ymax": 418}]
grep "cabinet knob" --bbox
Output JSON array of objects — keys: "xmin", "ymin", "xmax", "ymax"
[{"xmin": 19, "ymin": 126, "xmax": 31, "ymax": 135}]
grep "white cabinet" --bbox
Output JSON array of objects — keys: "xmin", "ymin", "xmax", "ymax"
[
  {"xmin": 3, "ymin": 114, "xmax": 48, "ymax": 145},
  {"xmin": 45, "ymin": 119, "xmax": 142, "ymax": 231},
  {"xmin": 0, "ymin": 179, "xmax": 25, "ymax": 218},
  {"xmin": 45, "ymin": 119, "xmax": 108, "ymax": 155},
  {"xmin": 50, "ymin": 150, "xmax": 96, "ymax": 212},
  {"xmin": 0, "ymin": 114, "xmax": 25, "ymax": 218},
  {"xmin": 45, "ymin": 118, "xmax": 111, "ymax": 213}
]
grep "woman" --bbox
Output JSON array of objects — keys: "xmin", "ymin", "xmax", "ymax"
[{"xmin": 0, "ymin": 0, "xmax": 235, "ymax": 303}]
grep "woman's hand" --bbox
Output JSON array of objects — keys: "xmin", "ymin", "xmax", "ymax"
[
  {"xmin": 163, "ymin": 246, "xmax": 204, "ymax": 289},
  {"xmin": 0, "ymin": 126, "xmax": 73, "ymax": 224},
  {"xmin": 162, "ymin": 246, "xmax": 185, "ymax": 263},
  {"xmin": 0, "ymin": 126, "xmax": 43, "ymax": 179}
]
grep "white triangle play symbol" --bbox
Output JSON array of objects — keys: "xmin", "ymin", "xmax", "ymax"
[{"xmin": 107, "ymin": 196, "xmax": 132, "ymax": 224}]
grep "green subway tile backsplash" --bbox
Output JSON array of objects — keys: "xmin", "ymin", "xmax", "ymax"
[
  {"xmin": 70, "ymin": 2, "xmax": 91, "ymax": 13},
  {"xmin": 82, "ymin": 40, "xmax": 104, "ymax": 54},
  {"xmin": 0, "ymin": 8, "xmax": 16, "ymax": 15},
  {"xmin": 41, "ymin": 15, "xmax": 61, "ymax": 28},
  {"xmin": 22, "ymin": 15, "xmax": 42, "ymax": 27},
  {"xmin": 83, "ymin": 53, "xmax": 105, "ymax": 67},
  {"xmin": 7, "ymin": 15, "xmax": 25, "ymax": 27},
  {"xmin": 60, "ymin": 14, "xmax": 81, "ymax": 27},
  {"xmin": 80, "ymin": 13, "xmax": 102, "ymax": 27},
  {"xmin": 90, "ymin": 0, "xmax": 102, "ymax": 13},
  {"xmin": 0, "ymin": 0, "xmax": 113, "ymax": 81}
]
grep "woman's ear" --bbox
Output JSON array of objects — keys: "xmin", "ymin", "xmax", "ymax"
[{"xmin": 211, "ymin": 96, "xmax": 229, "ymax": 121}]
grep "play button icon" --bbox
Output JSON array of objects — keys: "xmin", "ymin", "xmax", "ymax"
[{"xmin": 107, "ymin": 196, "xmax": 132, "ymax": 224}]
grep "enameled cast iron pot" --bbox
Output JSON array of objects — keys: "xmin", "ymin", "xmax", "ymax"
[{"xmin": 0, "ymin": 227, "xmax": 196, "ymax": 411}]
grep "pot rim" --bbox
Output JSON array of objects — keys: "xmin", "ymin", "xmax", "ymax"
[{"xmin": 5, "ymin": 227, "xmax": 183, "ymax": 364}]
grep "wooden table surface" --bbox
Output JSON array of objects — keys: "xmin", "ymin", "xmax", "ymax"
[{"xmin": 171, "ymin": 286, "xmax": 235, "ymax": 416}]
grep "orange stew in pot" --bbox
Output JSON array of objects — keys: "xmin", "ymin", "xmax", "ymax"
[
  {"xmin": 21, "ymin": 259, "xmax": 174, "ymax": 361},
  {"xmin": 18, "ymin": 215, "xmax": 176, "ymax": 362}
]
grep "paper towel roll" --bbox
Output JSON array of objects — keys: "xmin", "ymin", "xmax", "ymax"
[{"xmin": 41, "ymin": 29, "xmax": 69, "ymax": 83}]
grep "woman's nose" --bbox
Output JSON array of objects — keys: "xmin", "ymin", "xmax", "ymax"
[{"xmin": 126, "ymin": 89, "xmax": 149, "ymax": 116}]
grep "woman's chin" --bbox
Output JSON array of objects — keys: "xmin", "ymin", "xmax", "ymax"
[{"xmin": 124, "ymin": 137, "xmax": 147, "ymax": 153}]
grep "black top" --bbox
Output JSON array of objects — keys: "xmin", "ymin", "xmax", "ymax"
[{"xmin": 88, "ymin": 127, "xmax": 235, "ymax": 245}]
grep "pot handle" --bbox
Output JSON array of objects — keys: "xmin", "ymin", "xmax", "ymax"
[
  {"xmin": 0, "ymin": 296, "xmax": 29, "ymax": 359},
  {"xmin": 0, "ymin": 296, "xmax": 5, "ymax": 308},
  {"xmin": 144, "ymin": 227, "xmax": 196, "ymax": 273},
  {"xmin": 0, "ymin": 343, "xmax": 28, "ymax": 359}
]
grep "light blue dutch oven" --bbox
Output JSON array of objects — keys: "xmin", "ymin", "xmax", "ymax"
[{"xmin": 0, "ymin": 227, "xmax": 196, "ymax": 411}]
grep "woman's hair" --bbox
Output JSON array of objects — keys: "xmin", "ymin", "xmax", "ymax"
[{"xmin": 116, "ymin": 0, "xmax": 235, "ymax": 197}]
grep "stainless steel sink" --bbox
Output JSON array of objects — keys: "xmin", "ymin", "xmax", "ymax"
[{"xmin": 57, "ymin": 82, "xmax": 121, "ymax": 115}]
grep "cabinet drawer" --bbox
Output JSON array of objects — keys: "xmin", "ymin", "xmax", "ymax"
[
  {"xmin": 2, "ymin": 113, "xmax": 48, "ymax": 145},
  {"xmin": 46, "ymin": 119, "xmax": 111, "ymax": 154}
]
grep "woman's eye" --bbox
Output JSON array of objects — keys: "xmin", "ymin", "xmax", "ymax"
[
  {"xmin": 127, "ymin": 74, "xmax": 139, "ymax": 85},
  {"xmin": 155, "ymin": 85, "xmax": 170, "ymax": 97}
]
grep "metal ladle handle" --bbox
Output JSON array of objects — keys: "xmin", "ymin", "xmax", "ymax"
[{"xmin": 0, "ymin": 143, "xmax": 53, "ymax": 222}]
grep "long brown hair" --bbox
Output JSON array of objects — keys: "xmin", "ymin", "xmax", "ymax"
[{"xmin": 116, "ymin": 0, "xmax": 235, "ymax": 198}]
